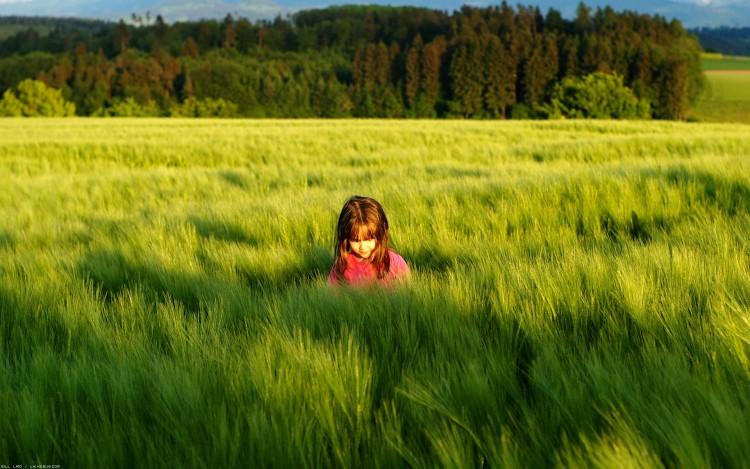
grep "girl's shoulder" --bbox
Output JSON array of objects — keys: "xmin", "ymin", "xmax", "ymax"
[
  {"xmin": 388, "ymin": 250, "xmax": 410, "ymax": 272},
  {"xmin": 388, "ymin": 250, "xmax": 406, "ymax": 261}
]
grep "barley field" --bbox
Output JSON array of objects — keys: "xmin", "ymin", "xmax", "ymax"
[{"xmin": 1, "ymin": 118, "xmax": 750, "ymax": 467}]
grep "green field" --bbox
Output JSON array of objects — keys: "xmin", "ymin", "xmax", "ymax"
[
  {"xmin": 691, "ymin": 71, "xmax": 750, "ymax": 123},
  {"xmin": 702, "ymin": 54, "xmax": 750, "ymax": 71},
  {"xmin": 2, "ymin": 119, "xmax": 750, "ymax": 467},
  {"xmin": 692, "ymin": 55, "xmax": 750, "ymax": 123},
  {"xmin": 702, "ymin": 72, "xmax": 750, "ymax": 102}
]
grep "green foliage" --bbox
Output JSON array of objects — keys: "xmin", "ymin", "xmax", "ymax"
[
  {"xmin": 95, "ymin": 97, "xmax": 161, "ymax": 117},
  {"xmin": 448, "ymin": 36, "xmax": 485, "ymax": 118},
  {"xmin": 509, "ymin": 103, "xmax": 532, "ymax": 119},
  {"xmin": 169, "ymin": 97, "xmax": 239, "ymax": 117},
  {"xmin": 0, "ymin": 51, "xmax": 58, "ymax": 93},
  {"xmin": 0, "ymin": 6, "xmax": 706, "ymax": 120},
  {"xmin": 541, "ymin": 72, "xmax": 651, "ymax": 119},
  {"xmin": 652, "ymin": 34, "xmax": 707, "ymax": 120},
  {"xmin": 0, "ymin": 89, "xmax": 22, "ymax": 116},
  {"xmin": 0, "ymin": 16, "xmax": 110, "ymax": 52},
  {"xmin": 311, "ymin": 77, "xmax": 353, "ymax": 118},
  {"xmin": 0, "ymin": 78, "xmax": 75, "ymax": 116}
]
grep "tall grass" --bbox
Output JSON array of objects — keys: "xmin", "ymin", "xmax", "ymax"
[{"xmin": 1, "ymin": 118, "xmax": 750, "ymax": 467}]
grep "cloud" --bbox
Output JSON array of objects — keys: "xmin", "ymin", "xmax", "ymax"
[{"xmin": 0, "ymin": 0, "xmax": 32, "ymax": 3}]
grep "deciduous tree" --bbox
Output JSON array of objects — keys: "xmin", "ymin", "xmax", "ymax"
[{"xmin": 0, "ymin": 79, "xmax": 75, "ymax": 116}]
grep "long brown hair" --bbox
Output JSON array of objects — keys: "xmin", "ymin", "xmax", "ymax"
[{"xmin": 332, "ymin": 196, "xmax": 391, "ymax": 283}]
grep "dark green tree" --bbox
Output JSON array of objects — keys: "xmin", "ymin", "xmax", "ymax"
[
  {"xmin": 420, "ymin": 36, "xmax": 446, "ymax": 114},
  {"xmin": 448, "ymin": 35, "xmax": 483, "ymax": 117},
  {"xmin": 404, "ymin": 35, "xmax": 422, "ymax": 110},
  {"xmin": 482, "ymin": 33, "xmax": 516, "ymax": 118}
]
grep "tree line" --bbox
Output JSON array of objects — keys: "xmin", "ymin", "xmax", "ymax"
[
  {"xmin": 691, "ymin": 26, "xmax": 750, "ymax": 57},
  {"xmin": 0, "ymin": 3, "xmax": 706, "ymax": 119}
]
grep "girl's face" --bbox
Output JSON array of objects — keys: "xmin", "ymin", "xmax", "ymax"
[{"xmin": 349, "ymin": 237, "xmax": 377, "ymax": 261}]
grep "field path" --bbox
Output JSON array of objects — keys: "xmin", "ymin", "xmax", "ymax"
[{"xmin": 704, "ymin": 70, "xmax": 750, "ymax": 75}]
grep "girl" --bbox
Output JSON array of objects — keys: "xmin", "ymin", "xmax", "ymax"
[{"xmin": 328, "ymin": 196, "xmax": 410, "ymax": 286}]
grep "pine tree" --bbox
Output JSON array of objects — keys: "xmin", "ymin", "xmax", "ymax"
[
  {"xmin": 235, "ymin": 18, "xmax": 255, "ymax": 54},
  {"xmin": 482, "ymin": 33, "xmax": 515, "ymax": 118},
  {"xmin": 154, "ymin": 15, "xmax": 169, "ymax": 49},
  {"xmin": 113, "ymin": 20, "xmax": 131, "ymax": 54},
  {"xmin": 448, "ymin": 36, "xmax": 483, "ymax": 117},
  {"xmin": 352, "ymin": 44, "xmax": 367, "ymax": 87},
  {"xmin": 375, "ymin": 42, "xmax": 391, "ymax": 87},
  {"xmin": 182, "ymin": 37, "xmax": 200, "ymax": 58},
  {"xmin": 222, "ymin": 14, "xmax": 237, "ymax": 49},
  {"xmin": 518, "ymin": 35, "xmax": 540, "ymax": 107},
  {"xmin": 559, "ymin": 35, "xmax": 579, "ymax": 78},
  {"xmin": 656, "ymin": 55, "xmax": 687, "ymax": 119},
  {"xmin": 421, "ymin": 36, "xmax": 446, "ymax": 113},
  {"xmin": 574, "ymin": 2, "xmax": 592, "ymax": 33},
  {"xmin": 404, "ymin": 35, "xmax": 422, "ymax": 109}
]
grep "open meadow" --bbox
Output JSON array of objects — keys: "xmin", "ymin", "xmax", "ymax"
[
  {"xmin": 702, "ymin": 54, "xmax": 750, "ymax": 72},
  {"xmin": 693, "ymin": 55, "xmax": 750, "ymax": 123},
  {"xmin": 1, "ymin": 118, "xmax": 750, "ymax": 467}
]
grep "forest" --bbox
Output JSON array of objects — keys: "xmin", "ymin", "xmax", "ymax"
[
  {"xmin": 0, "ymin": 3, "xmax": 705, "ymax": 119},
  {"xmin": 691, "ymin": 26, "xmax": 750, "ymax": 57}
]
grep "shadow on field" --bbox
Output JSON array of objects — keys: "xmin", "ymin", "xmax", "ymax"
[
  {"xmin": 78, "ymin": 248, "xmax": 211, "ymax": 314},
  {"xmin": 235, "ymin": 244, "xmax": 333, "ymax": 290},
  {"xmin": 647, "ymin": 166, "xmax": 750, "ymax": 217},
  {"xmin": 576, "ymin": 168, "xmax": 750, "ymax": 244},
  {"xmin": 78, "ymin": 244, "xmax": 333, "ymax": 315},
  {"xmin": 219, "ymin": 170, "xmax": 251, "ymax": 189},
  {"xmin": 0, "ymin": 230, "xmax": 14, "ymax": 249},
  {"xmin": 0, "ymin": 282, "xmax": 74, "ymax": 358},
  {"xmin": 593, "ymin": 210, "xmax": 654, "ymax": 243},
  {"xmin": 269, "ymin": 278, "xmax": 535, "ymax": 406},
  {"xmin": 405, "ymin": 246, "xmax": 465, "ymax": 275},
  {"xmin": 188, "ymin": 216, "xmax": 261, "ymax": 246}
]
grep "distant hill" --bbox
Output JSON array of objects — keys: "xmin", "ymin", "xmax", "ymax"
[
  {"xmin": 0, "ymin": 16, "xmax": 111, "ymax": 37},
  {"xmin": 530, "ymin": 0, "xmax": 750, "ymax": 28},
  {"xmin": 0, "ymin": 0, "xmax": 288, "ymax": 23},
  {"xmin": 0, "ymin": 0, "xmax": 749, "ymax": 27},
  {"xmin": 0, "ymin": 16, "xmax": 113, "ymax": 56},
  {"xmin": 692, "ymin": 27, "xmax": 750, "ymax": 56}
]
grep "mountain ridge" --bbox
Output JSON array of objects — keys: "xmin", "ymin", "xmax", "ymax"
[{"xmin": 0, "ymin": 0, "xmax": 748, "ymax": 27}]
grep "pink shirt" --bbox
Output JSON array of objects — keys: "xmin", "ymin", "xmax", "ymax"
[{"xmin": 328, "ymin": 250, "xmax": 410, "ymax": 286}]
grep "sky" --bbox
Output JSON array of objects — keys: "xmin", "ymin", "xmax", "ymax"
[{"xmin": 0, "ymin": 0, "xmax": 749, "ymax": 27}]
